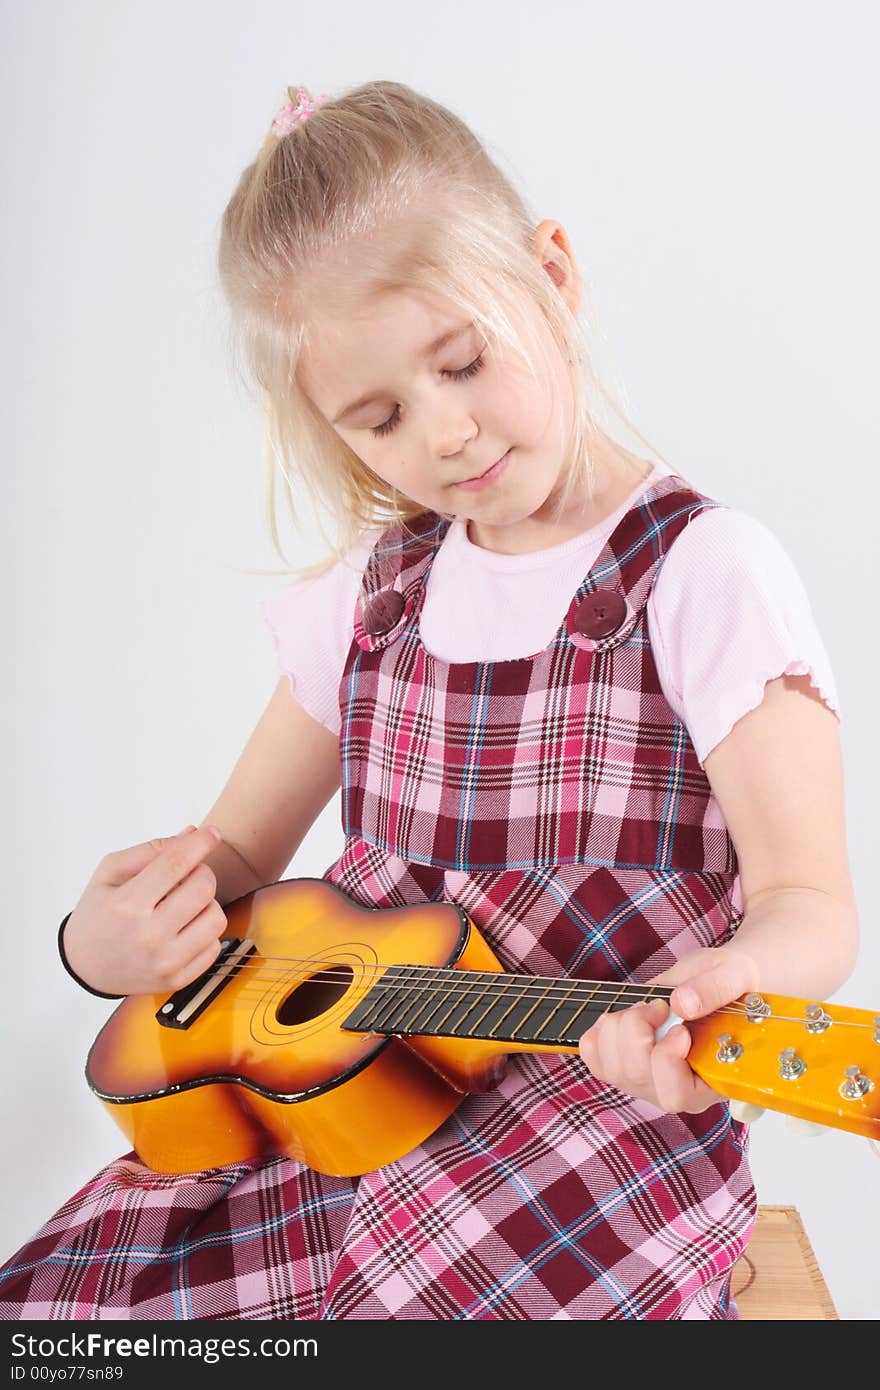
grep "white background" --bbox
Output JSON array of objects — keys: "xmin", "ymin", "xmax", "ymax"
[{"xmin": 2, "ymin": 0, "xmax": 878, "ymax": 1319}]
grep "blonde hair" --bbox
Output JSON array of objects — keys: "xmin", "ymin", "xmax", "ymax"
[{"xmin": 216, "ymin": 78, "xmax": 669, "ymax": 577}]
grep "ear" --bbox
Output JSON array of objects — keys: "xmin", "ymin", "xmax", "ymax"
[{"xmin": 533, "ymin": 220, "xmax": 581, "ymax": 315}]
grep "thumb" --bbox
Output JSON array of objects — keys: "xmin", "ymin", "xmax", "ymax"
[
  {"xmin": 96, "ymin": 825, "xmax": 201, "ymax": 887},
  {"xmin": 670, "ymin": 950, "xmax": 759, "ymax": 1021}
]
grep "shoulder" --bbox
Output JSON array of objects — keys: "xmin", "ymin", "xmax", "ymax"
[
  {"xmin": 259, "ymin": 527, "xmax": 384, "ymax": 619},
  {"xmin": 656, "ymin": 503, "xmax": 811, "ymax": 609},
  {"xmin": 258, "ymin": 525, "xmax": 384, "ymax": 675},
  {"xmin": 257, "ymin": 526, "xmax": 386, "ymax": 736},
  {"xmin": 648, "ymin": 503, "xmax": 840, "ymax": 763}
]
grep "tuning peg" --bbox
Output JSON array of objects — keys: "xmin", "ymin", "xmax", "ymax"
[
  {"xmin": 729, "ymin": 1101, "xmax": 765, "ymax": 1123},
  {"xmin": 785, "ymin": 1116, "xmax": 826, "ymax": 1137}
]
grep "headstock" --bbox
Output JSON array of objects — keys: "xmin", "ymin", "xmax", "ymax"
[{"xmin": 686, "ymin": 992, "xmax": 880, "ymax": 1139}]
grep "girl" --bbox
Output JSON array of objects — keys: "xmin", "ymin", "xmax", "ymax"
[{"xmin": 0, "ymin": 80, "xmax": 859, "ymax": 1321}]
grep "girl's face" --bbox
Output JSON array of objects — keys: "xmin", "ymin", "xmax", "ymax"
[{"xmin": 297, "ymin": 287, "xmax": 580, "ymax": 553}]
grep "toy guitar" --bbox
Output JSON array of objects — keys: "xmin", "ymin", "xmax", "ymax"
[{"xmin": 86, "ymin": 877, "xmax": 880, "ymax": 1177}]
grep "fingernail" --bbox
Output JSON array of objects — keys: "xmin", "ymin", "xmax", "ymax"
[
  {"xmin": 177, "ymin": 825, "xmax": 197, "ymax": 836},
  {"xmin": 676, "ymin": 987, "xmax": 700, "ymax": 1016},
  {"xmin": 206, "ymin": 825, "xmax": 222, "ymax": 842}
]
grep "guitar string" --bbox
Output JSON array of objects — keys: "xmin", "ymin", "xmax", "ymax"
[
  {"xmin": 191, "ymin": 953, "xmax": 842, "ymax": 1016},
  {"xmin": 164, "ymin": 954, "xmax": 870, "ymax": 1026},
  {"xmin": 200, "ymin": 958, "xmax": 685, "ymax": 1005},
  {"xmin": 224, "ymin": 962, "xmax": 672, "ymax": 994},
  {"xmin": 194, "ymin": 952, "xmax": 811, "ymax": 1010},
  {"xmin": 163, "ymin": 977, "xmax": 878, "ymax": 1032},
  {"xmin": 232, "ymin": 982, "xmax": 870, "ymax": 1030},
  {"xmin": 208, "ymin": 954, "xmax": 675, "ymax": 994}
]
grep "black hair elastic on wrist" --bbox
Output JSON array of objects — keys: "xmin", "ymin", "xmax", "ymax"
[{"xmin": 57, "ymin": 912, "xmax": 126, "ymax": 1000}]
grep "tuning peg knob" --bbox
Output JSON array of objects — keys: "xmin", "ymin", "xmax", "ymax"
[
  {"xmin": 779, "ymin": 1048, "xmax": 807, "ymax": 1080},
  {"xmin": 785, "ymin": 1116, "xmax": 826, "ymax": 1137},
  {"xmin": 839, "ymin": 1065, "xmax": 873, "ymax": 1100},
  {"xmin": 716, "ymin": 1033, "xmax": 744, "ymax": 1063},
  {"xmin": 729, "ymin": 1101, "xmax": 765, "ymax": 1123}
]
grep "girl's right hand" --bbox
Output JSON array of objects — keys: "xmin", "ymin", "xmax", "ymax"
[{"xmin": 60, "ymin": 825, "xmax": 228, "ymax": 998}]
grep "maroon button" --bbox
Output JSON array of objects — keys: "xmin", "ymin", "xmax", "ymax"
[
  {"xmin": 363, "ymin": 589, "xmax": 405, "ymax": 636},
  {"xmin": 573, "ymin": 589, "xmax": 627, "ymax": 639}
]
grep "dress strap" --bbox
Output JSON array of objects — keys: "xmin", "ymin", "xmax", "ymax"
[
  {"xmin": 564, "ymin": 473, "xmax": 726, "ymax": 653},
  {"xmin": 352, "ymin": 511, "xmax": 449, "ymax": 652}
]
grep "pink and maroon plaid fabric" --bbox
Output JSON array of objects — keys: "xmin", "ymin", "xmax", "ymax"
[{"xmin": 0, "ymin": 471, "xmax": 756, "ymax": 1319}]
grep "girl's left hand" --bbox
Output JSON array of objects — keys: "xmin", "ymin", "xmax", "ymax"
[{"xmin": 577, "ymin": 946, "xmax": 759, "ymax": 1114}]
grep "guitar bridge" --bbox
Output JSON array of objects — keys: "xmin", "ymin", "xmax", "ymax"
[{"xmin": 155, "ymin": 936, "xmax": 257, "ymax": 1030}]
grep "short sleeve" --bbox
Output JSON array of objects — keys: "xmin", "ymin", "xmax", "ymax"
[
  {"xmin": 258, "ymin": 531, "xmax": 380, "ymax": 736},
  {"xmin": 648, "ymin": 508, "xmax": 841, "ymax": 766}
]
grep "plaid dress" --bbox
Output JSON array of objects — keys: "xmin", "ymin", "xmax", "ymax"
[{"xmin": 0, "ymin": 471, "xmax": 756, "ymax": 1320}]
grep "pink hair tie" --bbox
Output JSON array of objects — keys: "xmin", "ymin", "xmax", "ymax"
[{"xmin": 272, "ymin": 87, "xmax": 330, "ymax": 137}]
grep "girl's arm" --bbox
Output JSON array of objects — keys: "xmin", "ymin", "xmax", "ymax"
[
  {"xmin": 197, "ymin": 676, "xmax": 341, "ymax": 906},
  {"xmin": 579, "ymin": 670, "xmax": 860, "ymax": 1113},
  {"xmin": 680, "ymin": 668, "xmax": 859, "ymax": 1004}
]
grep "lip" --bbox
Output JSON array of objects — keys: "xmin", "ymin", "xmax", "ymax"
[{"xmin": 453, "ymin": 448, "xmax": 512, "ymax": 492}]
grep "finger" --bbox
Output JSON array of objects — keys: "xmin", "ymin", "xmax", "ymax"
[
  {"xmin": 154, "ymin": 860, "xmax": 220, "ymax": 931},
  {"xmin": 613, "ymin": 1000, "xmax": 669, "ymax": 1090},
  {"xmin": 592, "ymin": 999, "xmax": 660, "ymax": 1089},
  {"xmin": 134, "ymin": 827, "xmax": 222, "ymax": 911},
  {"xmin": 158, "ymin": 903, "xmax": 227, "ymax": 990},
  {"xmin": 594, "ymin": 1009, "xmax": 623, "ymax": 1084},
  {"xmin": 95, "ymin": 825, "xmax": 200, "ymax": 887},
  {"xmin": 670, "ymin": 953, "xmax": 759, "ymax": 1021},
  {"xmin": 651, "ymin": 1025, "xmax": 716, "ymax": 1113},
  {"xmin": 578, "ymin": 1012, "xmax": 604, "ymax": 1072},
  {"xmin": 164, "ymin": 931, "xmax": 225, "ymax": 994}
]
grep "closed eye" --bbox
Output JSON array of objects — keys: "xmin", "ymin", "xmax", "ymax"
[{"xmin": 370, "ymin": 352, "xmax": 486, "ymax": 438}]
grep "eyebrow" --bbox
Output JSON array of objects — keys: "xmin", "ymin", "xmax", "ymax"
[{"xmin": 331, "ymin": 322, "xmax": 473, "ymax": 423}]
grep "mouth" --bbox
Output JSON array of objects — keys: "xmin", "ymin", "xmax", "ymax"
[{"xmin": 453, "ymin": 448, "xmax": 512, "ymax": 492}]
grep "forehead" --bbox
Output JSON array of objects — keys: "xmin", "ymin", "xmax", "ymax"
[{"xmin": 298, "ymin": 288, "xmax": 468, "ymax": 409}]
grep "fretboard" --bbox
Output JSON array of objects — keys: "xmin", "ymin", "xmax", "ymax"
[{"xmin": 341, "ymin": 966, "xmax": 671, "ymax": 1049}]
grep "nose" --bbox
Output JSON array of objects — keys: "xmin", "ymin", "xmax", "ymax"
[{"xmin": 434, "ymin": 417, "xmax": 478, "ymax": 460}]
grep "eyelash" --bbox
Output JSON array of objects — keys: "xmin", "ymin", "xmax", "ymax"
[{"xmin": 369, "ymin": 352, "xmax": 486, "ymax": 438}]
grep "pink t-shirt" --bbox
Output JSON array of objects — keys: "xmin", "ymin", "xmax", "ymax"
[{"xmin": 259, "ymin": 462, "xmax": 841, "ymax": 768}]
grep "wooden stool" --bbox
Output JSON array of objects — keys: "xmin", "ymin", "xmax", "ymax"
[{"xmin": 733, "ymin": 1206, "xmax": 837, "ymax": 1319}]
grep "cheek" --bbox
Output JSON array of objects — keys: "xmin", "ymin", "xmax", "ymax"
[{"xmin": 491, "ymin": 368, "xmax": 555, "ymax": 443}]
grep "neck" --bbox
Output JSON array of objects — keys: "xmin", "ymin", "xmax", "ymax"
[
  {"xmin": 342, "ymin": 966, "xmax": 672, "ymax": 1049},
  {"xmin": 466, "ymin": 440, "xmax": 654, "ymax": 556}
]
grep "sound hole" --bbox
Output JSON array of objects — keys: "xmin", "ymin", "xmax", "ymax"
[{"xmin": 276, "ymin": 964, "xmax": 354, "ymax": 1026}]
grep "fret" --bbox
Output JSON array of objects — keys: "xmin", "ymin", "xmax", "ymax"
[
  {"xmin": 542, "ymin": 993, "xmax": 596, "ymax": 1044},
  {"xmin": 367, "ymin": 968, "xmax": 413, "ymax": 1032},
  {"xmin": 584, "ymin": 983, "xmax": 665, "ymax": 1024},
  {"xmin": 465, "ymin": 986, "xmax": 532, "ymax": 1039},
  {"xmin": 483, "ymin": 989, "xmax": 540, "ymax": 1042},
  {"xmin": 438, "ymin": 979, "xmax": 494, "ymax": 1036},
  {"xmin": 344, "ymin": 969, "xmax": 432, "ymax": 1035},
  {"xmin": 530, "ymin": 981, "xmax": 584, "ymax": 1043},
  {"xmin": 566, "ymin": 980, "xmax": 605, "ymax": 1034},
  {"xmin": 531, "ymin": 979, "xmax": 575, "ymax": 1042},
  {"xmin": 462, "ymin": 980, "xmax": 508, "ymax": 1036},
  {"xmin": 601, "ymin": 983, "xmax": 629, "ymax": 1018},
  {"xmin": 485, "ymin": 988, "xmax": 525, "ymax": 1038},
  {"xmin": 422, "ymin": 984, "xmax": 469, "ymax": 1039},
  {"xmin": 409, "ymin": 972, "xmax": 461, "ymax": 1033},
  {"xmin": 509, "ymin": 979, "xmax": 557, "ymax": 1038},
  {"xmin": 391, "ymin": 967, "xmax": 447, "ymax": 1033}
]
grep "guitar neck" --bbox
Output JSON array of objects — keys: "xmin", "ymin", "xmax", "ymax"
[{"xmin": 342, "ymin": 965, "xmax": 672, "ymax": 1049}]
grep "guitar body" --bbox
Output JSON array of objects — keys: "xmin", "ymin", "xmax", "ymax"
[{"xmin": 87, "ymin": 878, "xmax": 552, "ymax": 1177}]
